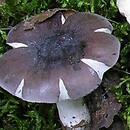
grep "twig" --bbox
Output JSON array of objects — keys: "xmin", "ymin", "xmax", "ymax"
[
  {"xmin": 112, "ymin": 67, "xmax": 130, "ymax": 75},
  {"xmin": 108, "ymin": 19, "xmax": 119, "ymax": 24},
  {"xmin": 0, "ymin": 27, "xmax": 12, "ymax": 31}
]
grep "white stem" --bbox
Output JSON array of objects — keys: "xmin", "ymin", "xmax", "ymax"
[{"xmin": 56, "ymin": 98, "xmax": 90, "ymax": 130}]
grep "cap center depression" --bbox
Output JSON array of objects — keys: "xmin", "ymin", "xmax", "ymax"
[{"xmin": 34, "ymin": 31, "xmax": 86, "ymax": 67}]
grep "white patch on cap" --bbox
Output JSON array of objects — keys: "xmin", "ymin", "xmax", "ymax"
[
  {"xmin": 7, "ymin": 42, "xmax": 28, "ymax": 48},
  {"xmin": 15, "ymin": 79, "xmax": 24, "ymax": 98},
  {"xmin": 56, "ymin": 98, "xmax": 90, "ymax": 128},
  {"xmin": 59, "ymin": 78, "xmax": 71, "ymax": 101},
  {"xmin": 61, "ymin": 14, "xmax": 66, "ymax": 25},
  {"xmin": 81, "ymin": 59, "xmax": 110, "ymax": 80},
  {"xmin": 94, "ymin": 28, "xmax": 111, "ymax": 34}
]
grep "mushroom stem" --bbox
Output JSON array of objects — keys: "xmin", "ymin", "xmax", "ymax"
[{"xmin": 56, "ymin": 98, "xmax": 90, "ymax": 130}]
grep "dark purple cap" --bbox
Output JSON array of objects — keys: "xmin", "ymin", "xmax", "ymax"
[{"xmin": 0, "ymin": 9, "xmax": 120, "ymax": 103}]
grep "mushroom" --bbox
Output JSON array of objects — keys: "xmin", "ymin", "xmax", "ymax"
[
  {"xmin": 117, "ymin": 0, "xmax": 130, "ymax": 24},
  {"xmin": 0, "ymin": 9, "xmax": 120, "ymax": 130}
]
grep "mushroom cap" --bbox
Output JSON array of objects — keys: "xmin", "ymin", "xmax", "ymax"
[
  {"xmin": 0, "ymin": 9, "xmax": 120, "ymax": 103},
  {"xmin": 117, "ymin": 0, "xmax": 130, "ymax": 24}
]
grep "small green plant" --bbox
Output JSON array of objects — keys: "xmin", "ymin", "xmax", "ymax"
[{"xmin": 113, "ymin": 76, "xmax": 130, "ymax": 129}]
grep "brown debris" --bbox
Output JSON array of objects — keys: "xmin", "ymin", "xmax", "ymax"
[
  {"xmin": 0, "ymin": 0, "xmax": 5, "ymax": 5},
  {"xmin": 86, "ymin": 87, "xmax": 121, "ymax": 130},
  {"xmin": 23, "ymin": 8, "xmax": 76, "ymax": 30},
  {"xmin": 106, "ymin": 116, "xmax": 125, "ymax": 130}
]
